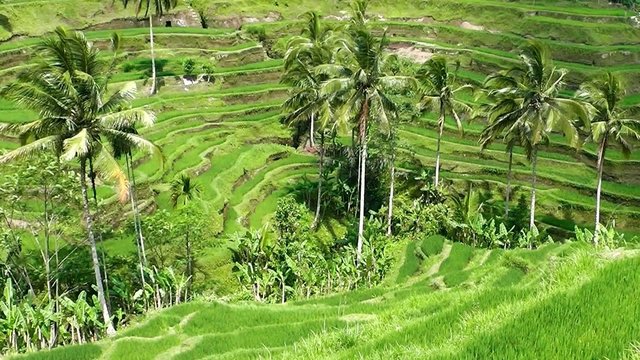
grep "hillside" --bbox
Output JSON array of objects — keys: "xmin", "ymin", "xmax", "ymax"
[
  {"xmin": 11, "ymin": 238, "xmax": 640, "ymax": 359},
  {"xmin": 1, "ymin": 0, "xmax": 639, "ymax": 243},
  {"xmin": 1, "ymin": 0, "xmax": 640, "ymax": 358}
]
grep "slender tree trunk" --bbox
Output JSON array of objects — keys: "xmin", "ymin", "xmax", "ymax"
[
  {"xmin": 52, "ymin": 235, "xmax": 60, "ymax": 348},
  {"xmin": 126, "ymin": 156, "xmax": 147, "ymax": 304},
  {"xmin": 79, "ymin": 158, "xmax": 116, "ymax": 336},
  {"xmin": 386, "ymin": 160, "xmax": 395, "ymax": 237},
  {"xmin": 41, "ymin": 181, "xmax": 57, "ymax": 348},
  {"xmin": 594, "ymin": 137, "xmax": 607, "ymax": 246},
  {"xmin": 313, "ymin": 131, "xmax": 324, "ymax": 228},
  {"xmin": 357, "ymin": 97, "xmax": 369, "ymax": 264},
  {"xmin": 505, "ymin": 147, "xmax": 513, "ymax": 220},
  {"xmin": 309, "ymin": 113, "xmax": 315, "ymax": 148},
  {"xmin": 434, "ymin": 106, "xmax": 445, "ymax": 187},
  {"xmin": 88, "ymin": 157, "xmax": 111, "ymax": 311},
  {"xmin": 149, "ymin": 15, "xmax": 157, "ymax": 95},
  {"xmin": 529, "ymin": 147, "xmax": 538, "ymax": 232},
  {"xmin": 42, "ymin": 183, "xmax": 52, "ymax": 302},
  {"xmin": 128, "ymin": 153, "xmax": 147, "ymax": 265},
  {"xmin": 186, "ymin": 232, "xmax": 192, "ymax": 298}
]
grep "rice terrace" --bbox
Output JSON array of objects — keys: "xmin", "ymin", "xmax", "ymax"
[{"xmin": 0, "ymin": 0, "xmax": 639, "ymax": 358}]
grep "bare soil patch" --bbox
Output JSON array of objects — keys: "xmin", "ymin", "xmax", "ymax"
[{"xmin": 389, "ymin": 43, "xmax": 433, "ymax": 63}]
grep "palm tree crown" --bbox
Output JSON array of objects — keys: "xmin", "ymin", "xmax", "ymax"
[
  {"xmin": 0, "ymin": 27, "xmax": 158, "ymax": 201},
  {"xmin": 170, "ymin": 174, "xmax": 201, "ymax": 208}
]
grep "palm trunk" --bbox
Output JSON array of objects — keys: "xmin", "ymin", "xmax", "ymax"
[
  {"xmin": 79, "ymin": 158, "xmax": 115, "ymax": 336},
  {"xmin": 126, "ymin": 155, "xmax": 147, "ymax": 303},
  {"xmin": 42, "ymin": 183, "xmax": 52, "ymax": 302},
  {"xmin": 505, "ymin": 147, "xmax": 513, "ymax": 220},
  {"xmin": 386, "ymin": 160, "xmax": 395, "ymax": 237},
  {"xmin": 309, "ymin": 113, "xmax": 315, "ymax": 148},
  {"xmin": 357, "ymin": 97, "xmax": 369, "ymax": 265},
  {"xmin": 281, "ymin": 274, "xmax": 286, "ymax": 304},
  {"xmin": 313, "ymin": 131, "xmax": 324, "ymax": 228},
  {"xmin": 529, "ymin": 146, "xmax": 538, "ymax": 233},
  {"xmin": 128, "ymin": 153, "xmax": 147, "ymax": 266},
  {"xmin": 149, "ymin": 15, "xmax": 157, "ymax": 95},
  {"xmin": 186, "ymin": 232, "xmax": 192, "ymax": 298},
  {"xmin": 434, "ymin": 105, "xmax": 445, "ymax": 187},
  {"xmin": 594, "ymin": 137, "xmax": 607, "ymax": 246},
  {"xmin": 88, "ymin": 157, "xmax": 111, "ymax": 311}
]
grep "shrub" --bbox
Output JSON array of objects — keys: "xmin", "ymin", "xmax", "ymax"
[
  {"xmin": 182, "ymin": 58, "xmax": 196, "ymax": 76},
  {"xmin": 245, "ymin": 25, "xmax": 267, "ymax": 42}
]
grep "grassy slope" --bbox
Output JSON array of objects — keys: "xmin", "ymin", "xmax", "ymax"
[
  {"xmin": 0, "ymin": 0, "xmax": 639, "ymax": 290},
  {"xmin": 11, "ymin": 239, "xmax": 640, "ymax": 359}
]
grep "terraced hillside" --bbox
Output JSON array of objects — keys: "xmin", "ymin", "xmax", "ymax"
[
  {"xmin": 2, "ymin": 0, "xmax": 640, "ymax": 244},
  {"xmin": 11, "ymin": 237, "xmax": 640, "ymax": 359}
]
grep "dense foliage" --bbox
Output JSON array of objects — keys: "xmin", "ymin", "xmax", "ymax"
[{"xmin": 0, "ymin": 0, "xmax": 638, "ymax": 357}]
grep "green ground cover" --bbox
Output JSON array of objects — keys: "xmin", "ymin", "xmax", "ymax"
[{"xmin": 12, "ymin": 240, "xmax": 639, "ymax": 359}]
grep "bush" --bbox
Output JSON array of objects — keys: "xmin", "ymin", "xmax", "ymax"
[
  {"xmin": 392, "ymin": 196, "xmax": 454, "ymax": 238},
  {"xmin": 244, "ymin": 25, "xmax": 267, "ymax": 42},
  {"xmin": 182, "ymin": 58, "xmax": 196, "ymax": 76}
]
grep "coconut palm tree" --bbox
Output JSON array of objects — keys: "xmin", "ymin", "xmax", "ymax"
[
  {"xmin": 576, "ymin": 72, "xmax": 640, "ymax": 245},
  {"xmin": 284, "ymin": 11, "xmax": 336, "ymax": 149},
  {"xmin": 480, "ymin": 95, "xmax": 529, "ymax": 221},
  {"xmin": 170, "ymin": 174, "xmax": 201, "ymax": 292},
  {"xmin": 112, "ymin": 127, "xmax": 162, "ymax": 305},
  {"xmin": 170, "ymin": 174, "xmax": 201, "ymax": 208},
  {"xmin": 417, "ymin": 56, "xmax": 472, "ymax": 187},
  {"xmin": 0, "ymin": 28, "xmax": 157, "ymax": 336},
  {"xmin": 283, "ymin": 12, "xmax": 339, "ymax": 228},
  {"xmin": 122, "ymin": 0, "xmax": 178, "ymax": 95},
  {"xmin": 282, "ymin": 60, "xmax": 332, "ymax": 227},
  {"xmin": 483, "ymin": 41, "xmax": 587, "ymax": 230},
  {"xmin": 319, "ymin": 27, "xmax": 413, "ymax": 262}
]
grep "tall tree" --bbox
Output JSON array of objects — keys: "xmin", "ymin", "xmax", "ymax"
[
  {"xmin": 282, "ymin": 60, "xmax": 332, "ymax": 227},
  {"xmin": 480, "ymin": 94, "xmax": 529, "ymax": 221},
  {"xmin": 123, "ymin": 0, "xmax": 178, "ymax": 94},
  {"xmin": 283, "ymin": 11, "xmax": 336, "ymax": 227},
  {"xmin": 320, "ymin": 25, "xmax": 412, "ymax": 262},
  {"xmin": 112, "ymin": 127, "xmax": 162, "ymax": 303},
  {"xmin": 417, "ymin": 56, "xmax": 471, "ymax": 187},
  {"xmin": 576, "ymin": 72, "xmax": 640, "ymax": 245},
  {"xmin": 170, "ymin": 174, "xmax": 201, "ymax": 293},
  {"xmin": 483, "ymin": 41, "xmax": 587, "ymax": 229},
  {"xmin": 0, "ymin": 28, "xmax": 157, "ymax": 336}
]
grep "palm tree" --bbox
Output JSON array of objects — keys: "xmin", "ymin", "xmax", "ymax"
[
  {"xmin": 112, "ymin": 127, "xmax": 162, "ymax": 305},
  {"xmin": 320, "ymin": 26, "xmax": 413, "ymax": 262},
  {"xmin": 0, "ymin": 28, "xmax": 157, "ymax": 336},
  {"xmin": 283, "ymin": 11, "xmax": 337, "ymax": 227},
  {"xmin": 483, "ymin": 41, "xmax": 587, "ymax": 230},
  {"xmin": 170, "ymin": 174, "xmax": 201, "ymax": 208},
  {"xmin": 576, "ymin": 72, "xmax": 640, "ymax": 245},
  {"xmin": 282, "ymin": 60, "xmax": 332, "ymax": 227},
  {"xmin": 170, "ymin": 174, "xmax": 201, "ymax": 293},
  {"xmin": 417, "ymin": 56, "xmax": 471, "ymax": 187},
  {"xmin": 284, "ymin": 11, "xmax": 336, "ymax": 149},
  {"xmin": 480, "ymin": 96, "xmax": 528, "ymax": 221},
  {"xmin": 123, "ymin": 0, "xmax": 178, "ymax": 95}
]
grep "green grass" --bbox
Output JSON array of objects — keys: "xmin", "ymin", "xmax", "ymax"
[
  {"xmin": 2, "ymin": 2, "xmax": 640, "ymax": 358},
  {"xmin": 421, "ymin": 234, "xmax": 446, "ymax": 257},
  {"xmin": 11, "ymin": 240, "xmax": 640, "ymax": 359}
]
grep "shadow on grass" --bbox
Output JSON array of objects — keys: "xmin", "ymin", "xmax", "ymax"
[{"xmin": 0, "ymin": 14, "xmax": 12, "ymax": 33}]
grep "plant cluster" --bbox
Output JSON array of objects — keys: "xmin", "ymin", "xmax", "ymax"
[{"xmin": 230, "ymin": 196, "xmax": 392, "ymax": 303}]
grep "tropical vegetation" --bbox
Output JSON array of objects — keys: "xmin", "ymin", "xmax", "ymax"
[{"xmin": 0, "ymin": 0, "xmax": 638, "ymax": 358}]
